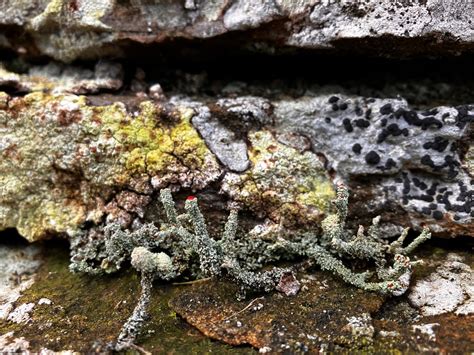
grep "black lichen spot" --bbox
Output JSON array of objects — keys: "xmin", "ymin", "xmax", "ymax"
[
  {"xmin": 365, "ymin": 151, "xmax": 380, "ymax": 165},
  {"xmin": 419, "ymin": 182, "xmax": 428, "ymax": 190},
  {"xmin": 380, "ymin": 118, "xmax": 387, "ymax": 127},
  {"xmin": 365, "ymin": 108, "xmax": 372, "ymax": 120},
  {"xmin": 432, "ymin": 210, "xmax": 443, "ymax": 220},
  {"xmin": 343, "ymin": 118, "xmax": 353, "ymax": 133},
  {"xmin": 352, "ymin": 143, "xmax": 362, "ymax": 154},
  {"xmin": 394, "ymin": 108, "xmax": 405, "ymax": 119},
  {"xmin": 355, "ymin": 107, "xmax": 363, "ymax": 116},
  {"xmin": 421, "ymin": 207, "xmax": 431, "ymax": 215},
  {"xmin": 402, "ymin": 110, "xmax": 418, "ymax": 125},
  {"xmin": 377, "ymin": 130, "xmax": 388, "ymax": 143},
  {"xmin": 421, "ymin": 155, "xmax": 435, "ymax": 168},
  {"xmin": 385, "ymin": 158, "xmax": 396, "ymax": 169},
  {"xmin": 354, "ymin": 119, "xmax": 370, "ymax": 128},
  {"xmin": 332, "ymin": 104, "xmax": 339, "ymax": 111},
  {"xmin": 423, "ymin": 137, "xmax": 450, "ymax": 152},
  {"xmin": 339, "ymin": 102, "xmax": 348, "ymax": 110},
  {"xmin": 415, "ymin": 195, "xmax": 434, "ymax": 202},
  {"xmin": 401, "ymin": 110, "xmax": 443, "ymax": 129},
  {"xmin": 380, "ymin": 103, "xmax": 393, "ymax": 115},
  {"xmin": 387, "ymin": 123, "xmax": 403, "ymax": 136},
  {"xmin": 328, "ymin": 96, "xmax": 339, "ymax": 103},
  {"xmin": 420, "ymin": 117, "xmax": 443, "ymax": 130},
  {"xmin": 422, "ymin": 108, "xmax": 438, "ymax": 116},
  {"xmin": 455, "ymin": 105, "xmax": 474, "ymax": 129},
  {"xmin": 325, "ymin": 117, "xmax": 331, "ymax": 123}
]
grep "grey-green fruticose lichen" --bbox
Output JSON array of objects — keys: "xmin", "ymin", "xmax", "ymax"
[{"xmin": 69, "ymin": 185, "xmax": 430, "ymax": 351}]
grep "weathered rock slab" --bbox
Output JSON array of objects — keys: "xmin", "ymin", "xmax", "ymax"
[
  {"xmin": 0, "ymin": 69, "xmax": 471, "ymax": 241},
  {"xmin": 2, "ymin": 1, "xmax": 474, "ymax": 61}
]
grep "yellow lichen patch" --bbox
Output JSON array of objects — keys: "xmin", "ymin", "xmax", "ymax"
[
  {"xmin": 91, "ymin": 101, "xmax": 214, "ymax": 177},
  {"xmin": 16, "ymin": 197, "xmax": 85, "ymax": 240},
  {"xmin": 222, "ymin": 130, "xmax": 335, "ymax": 228},
  {"xmin": 30, "ymin": 0, "xmax": 113, "ymax": 31},
  {"xmin": 0, "ymin": 93, "xmax": 220, "ymax": 241}
]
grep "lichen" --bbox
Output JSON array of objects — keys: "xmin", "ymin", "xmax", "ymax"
[
  {"xmin": 0, "ymin": 92, "xmax": 220, "ymax": 241},
  {"xmin": 69, "ymin": 185, "xmax": 430, "ymax": 351},
  {"xmin": 466, "ymin": 143, "xmax": 474, "ymax": 177},
  {"xmin": 222, "ymin": 130, "xmax": 335, "ymax": 228}
]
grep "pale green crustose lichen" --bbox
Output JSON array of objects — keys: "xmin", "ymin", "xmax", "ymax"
[{"xmin": 222, "ymin": 130, "xmax": 335, "ymax": 228}]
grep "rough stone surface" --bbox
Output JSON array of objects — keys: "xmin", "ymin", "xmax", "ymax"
[
  {"xmin": 221, "ymin": 130, "xmax": 335, "ymax": 228},
  {"xmin": 274, "ymin": 95, "xmax": 474, "ymax": 236},
  {"xmin": 0, "ymin": 67, "xmax": 471, "ymax": 241},
  {"xmin": 170, "ymin": 273, "xmax": 385, "ymax": 352},
  {"xmin": 0, "ymin": 242, "xmax": 41, "ymax": 320},
  {"xmin": 0, "ymin": 89, "xmax": 221, "ymax": 241},
  {"xmin": 170, "ymin": 246, "xmax": 474, "ymax": 353},
  {"xmin": 2, "ymin": 1, "xmax": 474, "ymax": 61},
  {"xmin": 0, "ymin": 61, "xmax": 123, "ymax": 95},
  {"xmin": 1, "ymin": 1, "xmax": 473, "ymax": 353},
  {"xmin": 0, "ymin": 237, "xmax": 472, "ymax": 353},
  {"xmin": 408, "ymin": 253, "xmax": 474, "ymax": 316},
  {"xmin": 189, "ymin": 101, "xmax": 250, "ymax": 172}
]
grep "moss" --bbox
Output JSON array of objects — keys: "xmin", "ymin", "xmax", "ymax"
[
  {"xmin": 0, "ymin": 243, "xmax": 254, "ymax": 353},
  {"xmin": 170, "ymin": 271, "xmax": 385, "ymax": 351}
]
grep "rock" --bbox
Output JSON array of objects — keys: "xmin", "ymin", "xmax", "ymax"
[
  {"xmin": 0, "ymin": 90, "xmax": 221, "ymax": 241},
  {"xmin": 0, "ymin": 62, "xmax": 123, "ymax": 95},
  {"xmin": 0, "ymin": 242, "xmax": 258, "ymax": 353},
  {"xmin": 1, "ymin": 226, "xmax": 472, "ymax": 353},
  {"xmin": 0, "ymin": 240, "xmax": 42, "ymax": 320},
  {"xmin": 0, "ymin": 80, "xmax": 472, "ymax": 240},
  {"xmin": 0, "ymin": 66, "xmax": 472, "ymax": 241},
  {"xmin": 2, "ymin": 1, "xmax": 474, "ymax": 61},
  {"xmin": 170, "ymin": 273, "xmax": 385, "ymax": 351},
  {"xmin": 7, "ymin": 303, "xmax": 35, "ymax": 324},
  {"xmin": 273, "ymin": 95, "xmax": 474, "ymax": 236},
  {"xmin": 221, "ymin": 130, "xmax": 335, "ymax": 228},
  {"xmin": 408, "ymin": 253, "xmax": 474, "ymax": 316},
  {"xmin": 189, "ymin": 102, "xmax": 250, "ymax": 172},
  {"xmin": 0, "ymin": 332, "xmax": 31, "ymax": 353}
]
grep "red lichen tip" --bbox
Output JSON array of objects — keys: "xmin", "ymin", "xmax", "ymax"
[{"xmin": 186, "ymin": 195, "xmax": 197, "ymax": 201}]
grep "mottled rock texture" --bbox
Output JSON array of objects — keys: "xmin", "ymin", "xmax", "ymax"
[
  {"xmin": 0, "ymin": 67, "xmax": 473, "ymax": 241},
  {"xmin": 1, "ymin": 0, "xmax": 474, "ymax": 61},
  {"xmin": 0, "ymin": 62, "xmax": 472, "ymax": 241},
  {"xmin": 0, "ymin": 89, "xmax": 222, "ymax": 240}
]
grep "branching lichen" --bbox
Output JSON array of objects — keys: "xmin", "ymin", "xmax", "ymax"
[
  {"xmin": 306, "ymin": 184, "xmax": 431, "ymax": 296},
  {"xmin": 69, "ymin": 184, "xmax": 430, "ymax": 351}
]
